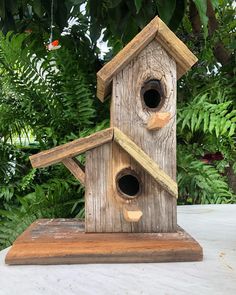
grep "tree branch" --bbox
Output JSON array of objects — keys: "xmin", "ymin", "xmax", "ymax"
[
  {"xmin": 207, "ymin": 0, "xmax": 231, "ymax": 66},
  {"xmin": 189, "ymin": 0, "xmax": 231, "ymax": 66}
]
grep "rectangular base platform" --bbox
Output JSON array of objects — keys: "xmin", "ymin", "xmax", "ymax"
[{"xmin": 5, "ymin": 219, "xmax": 203, "ymax": 265}]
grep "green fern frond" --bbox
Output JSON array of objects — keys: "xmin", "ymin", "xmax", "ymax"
[
  {"xmin": 0, "ymin": 32, "xmax": 97, "ymax": 145},
  {"xmin": 0, "ymin": 175, "xmax": 84, "ymax": 250},
  {"xmin": 177, "ymin": 148, "xmax": 236, "ymax": 204},
  {"xmin": 178, "ymin": 93, "xmax": 236, "ymax": 138}
]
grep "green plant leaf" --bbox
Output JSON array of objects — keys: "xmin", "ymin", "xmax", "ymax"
[
  {"xmin": 0, "ymin": 0, "xmax": 5, "ymax": 19},
  {"xmin": 228, "ymin": 123, "xmax": 235, "ymax": 137},
  {"xmin": 168, "ymin": 0, "xmax": 186, "ymax": 31},
  {"xmin": 211, "ymin": 0, "xmax": 219, "ymax": 9},
  {"xmin": 33, "ymin": 0, "xmax": 45, "ymax": 17},
  {"xmin": 155, "ymin": 0, "xmax": 176, "ymax": 24},
  {"xmin": 109, "ymin": 0, "xmax": 123, "ymax": 8},
  {"xmin": 193, "ymin": 0, "xmax": 209, "ymax": 38},
  {"xmin": 134, "ymin": 0, "xmax": 142, "ymax": 13}
]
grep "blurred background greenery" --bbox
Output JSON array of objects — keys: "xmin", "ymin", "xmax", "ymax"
[{"xmin": 0, "ymin": 0, "xmax": 235, "ymax": 249}]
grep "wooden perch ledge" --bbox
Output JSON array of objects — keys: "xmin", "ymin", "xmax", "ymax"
[
  {"xmin": 147, "ymin": 112, "xmax": 171, "ymax": 130},
  {"xmin": 123, "ymin": 204, "xmax": 143, "ymax": 222}
]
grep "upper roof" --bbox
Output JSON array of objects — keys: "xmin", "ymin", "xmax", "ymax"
[{"xmin": 96, "ymin": 16, "xmax": 198, "ymax": 102}]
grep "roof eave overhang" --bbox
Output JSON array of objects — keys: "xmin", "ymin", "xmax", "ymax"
[{"xmin": 96, "ymin": 16, "xmax": 198, "ymax": 102}]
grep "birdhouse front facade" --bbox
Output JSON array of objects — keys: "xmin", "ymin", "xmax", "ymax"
[
  {"xmin": 29, "ymin": 16, "xmax": 198, "ymax": 235},
  {"xmin": 86, "ymin": 17, "xmax": 197, "ymax": 233}
]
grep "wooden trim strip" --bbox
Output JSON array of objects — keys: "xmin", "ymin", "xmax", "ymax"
[
  {"xmin": 62, "ymin": 158, "xmax": 85, "ymax": 185},
  {"xmin": 155, "ymin": 18, "xmax": 198, "ymax": 79},
  {"xmin": 30, "ymin": 128, "xmax": 114, "ymax": 168},
  {"xmin": 113, "ymin": 128, "xmax": 178, "ymax": 199}
]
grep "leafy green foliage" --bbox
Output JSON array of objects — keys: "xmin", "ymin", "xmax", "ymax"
[
  {"xmin": 87, "ymin": 0, "xmax": 186, "ymax": 53},
  {"xmin": 155, "ymin": 0, "xmax": 176, "ymax": 24},
  {"xmin": 134, "ymin": 0, "xmax": 143, "ymax": 13},
  {"xmin": 0, "ymin": 174, "xmax": 84, "ymax": 248},
  {"xmin": 0, "ymin": 0, "xmax": 70, "ymax": 33},
  {"xmin": 0, "ymin": 31, "xmax": 97, "ymax": 144},
  {"xmin": 178, "ymin": 94, "xmax": 236, "ymax": 138},
  {"xmin": 0, "ymin": 14, "xmax": 106, "ymax": 249},
  {"xmin": 176, "ymin": 23, "xmax": 236, "ymax": 201},
  {"xmin": 192, "ymin": 0, "xmax": 208, "ymax": 38},
  {"xmin": 178, "ymin": 148, "xmax": 235, "ymax": 205}
]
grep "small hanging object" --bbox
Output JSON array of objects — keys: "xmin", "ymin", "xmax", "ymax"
[
  {"xmin": 24, "ymin": 29, "xmax": 32, "ymax": 34},
  {"xmin": 46, "ymin": 40, "xmax": 61, "ymax": 51},
  {"xmin": 46, "ymin": 0, "xmax": 61, "ymax": 51}
]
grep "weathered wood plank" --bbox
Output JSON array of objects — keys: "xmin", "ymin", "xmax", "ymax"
[
  {"xmin": 62, "ymin": 158, "xmax": 85, "ymax": 185},
  {"xmin": 5, "ymin": 219, "xmax": 203, "ymax": 265},
  {"xmin": 155, "ymin": 18, "xmax": 198, "ymax": 79},
  {"xmin": 114, "ymin": 127, "xmax": 178, "ymax": 199},
  {"xmin": 147, "ymin": 112, "xmax": 171, "ymax": 130},
  {"xmin": 30, "ymin": 128, "xmax": 114, "ymax": 168}
]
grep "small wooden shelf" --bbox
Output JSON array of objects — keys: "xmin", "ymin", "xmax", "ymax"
[{"xmin": 5, "ymin": 219, "xmax": 203, "ymax": 265}]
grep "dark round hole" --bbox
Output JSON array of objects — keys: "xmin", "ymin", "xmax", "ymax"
[
  {"xmin": 117, "ymin": 173, "xmax": 140, "ymax": 198},
  {"xmin": 143, "ymin": 89, "xmax": 161, "ymax": 108},
  {"xmin": 141, "ymin": 79, "xmax": 164, "ymax": 110}
]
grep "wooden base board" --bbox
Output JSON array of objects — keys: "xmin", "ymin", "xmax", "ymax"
[{"xmin": 5, "ymin": 219, "xmax": 203, "ymax": 265}]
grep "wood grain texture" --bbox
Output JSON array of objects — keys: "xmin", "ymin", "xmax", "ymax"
[
  {"xmin": 96, "ymin": 16, "xmax": 159, "ymax": 101},
  {"xmin": 110, "ymin": 40, "xmax": 177, "ymax": 233},
  {"xmin": 96, "ymin": 16, "xmax": 197, "ymax": 101},
  {"xmin": 62, "ymin": 158, "xmax": 85, "ymax": 185},
  {"xmin": 5, "ymin": 219, "xmax": 203, "ymax": 265},
  {"xmin": 30, "ymin": 128, "xmax": 113, "ymax": 168},
  {"xmin": 85, "ymin": 142, "xmax": 131, "ymax": 233},
  {"xmin": 147, "ymin": 112, "xmax": 171, "ymax": 130},
  {"xmin": 114, "ymin": 127, "xmax": 178, "ymax": 198},
  {"xmin": 86, "ymin": 40, "xmax": 177, "ymax": 233}
]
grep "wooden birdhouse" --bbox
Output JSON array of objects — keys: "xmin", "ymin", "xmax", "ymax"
[{"xmin": 6, "ymin": 17, "xmax": 203, "ymax": 265}]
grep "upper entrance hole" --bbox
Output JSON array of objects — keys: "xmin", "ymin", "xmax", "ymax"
[{"xmin": 141, "ymin": 79, "xmax": 164, "ymax": 111}]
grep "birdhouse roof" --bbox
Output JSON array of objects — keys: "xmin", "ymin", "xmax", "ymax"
[
  {"xmin": 29, "ymin": 127, "xmax": 178, "ymax": 199},
  {"xmin": 96, "ymin": 16, "xmax": 198, "ymax": 102}
]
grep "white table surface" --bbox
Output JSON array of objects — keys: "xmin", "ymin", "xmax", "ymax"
[{"xmin": 0, "ymin": 204, "xmax": 235, "ymax": 295}]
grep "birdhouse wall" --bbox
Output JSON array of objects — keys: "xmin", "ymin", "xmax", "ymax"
[
  {"xmin": 85, "ymin": 142, "xmax": 170, "ymax": 233},
  {"xmin": 85, "ymin": 40, "xmax": 177, "ymax": 233},
  {"xmin": 111, "ymin": 39, "xmax": 177, "ymax": 232}
]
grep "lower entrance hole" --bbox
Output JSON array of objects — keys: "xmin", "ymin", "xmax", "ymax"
[{"xmin": 116, "ymin": 169, "xmax": 141, "ymax": 199}]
